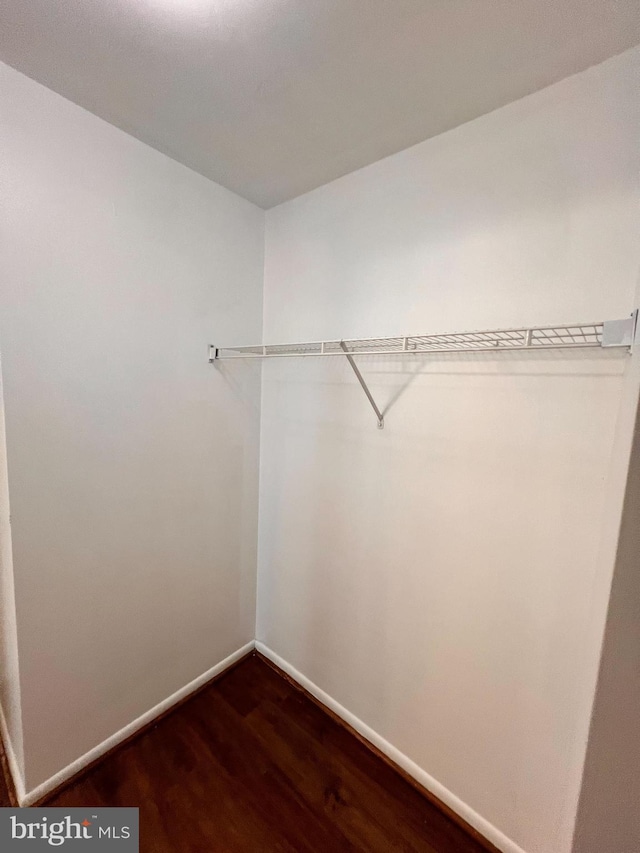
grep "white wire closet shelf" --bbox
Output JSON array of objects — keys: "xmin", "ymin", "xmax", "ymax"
[{"xmin": 210, "ymin": 312, "xmax": 637, "ymax": 429}]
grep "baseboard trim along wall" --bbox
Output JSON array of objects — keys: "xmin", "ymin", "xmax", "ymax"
[
  {"xmin": 21, "ymin": 641, "xmax": 255, "ymax": 807},
  {"xmin": 0, "ymin": 702, "xmax": 22, "ymax": 805},
  {"xmin": 255, "ymin": 642, "xmax": 526, "ymax": 853}
]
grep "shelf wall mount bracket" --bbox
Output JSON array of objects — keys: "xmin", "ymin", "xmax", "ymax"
[
  {"xmin": 601, "ymin": 309, "xmax": 638, "ymax": 351},
  {"xmin": 339, "ymin": 340, "xmax": 384, "ymax": 429}
]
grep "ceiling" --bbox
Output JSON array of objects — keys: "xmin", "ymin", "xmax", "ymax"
[{"xmin": 0, "ymin": 1, "xmax": 637, "ymax": 208}]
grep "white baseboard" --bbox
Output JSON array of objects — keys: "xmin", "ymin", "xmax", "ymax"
[
  {"xmin": 255, "ymin": 642, "xmax": 526, "ymax": 853},
  {"xmin": 21, "ymin": 641, "xmax": 255, "ymax": 807},
  {"xmin": 0, "ymin": 700, "xmax": 25, "ymax": 804}
]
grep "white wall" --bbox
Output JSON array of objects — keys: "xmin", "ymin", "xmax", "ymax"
[
  {"xmin": 258, "ymin": 47, "xmax": 640, "ymax": 853},
  {"xmin": 0, "ymin": 62, "xmax": 264, "ymax": 796}
]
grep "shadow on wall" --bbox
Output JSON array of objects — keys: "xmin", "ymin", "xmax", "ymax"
[
  {"xmin": 371, "ymin": 348, "xmax": 626, "ymax": 420},
  {"xmin": 283, "ymin": 347, "xmax": 626, "ymax": 424},
  {"xmin": 214, "ymin": 361, "xmax": 263, "ymax": 418}
]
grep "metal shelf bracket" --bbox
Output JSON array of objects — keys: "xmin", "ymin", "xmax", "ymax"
[
  {"xmin": 602, "ymin": 310, "xmax": 638, "ymax": 351},
  {"xmin": 339, "ymin": 341, "xmax": 384, "ymax": 429}
]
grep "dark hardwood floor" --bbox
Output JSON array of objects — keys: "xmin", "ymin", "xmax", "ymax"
[
  {"xmin": 41, "ymin": 654, "xmax": 489, "ymax": 852},
  {"xmin": 0, "ymin": 763, "xmax": 11, "ymax": 807},
  {"xmin": 0, "ymin": 733, "xmax": 14, "ymax": 807}
]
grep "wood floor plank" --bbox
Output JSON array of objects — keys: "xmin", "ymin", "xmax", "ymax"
[
  {"xmin": 0, "ymin": 734, "xmax": 15, "ymax": 808},
  {"xmin": 270, "ymin": 684, "xmax": 483, "ymax": 852},
  {"xmin": 0, "ymin": 772, "xmax": 10, "ymax": 808},
  {"xmin": 244, "ymin": 694, "xmax": 448, "ymax": 853},
  {"xmin": 43, "ymin": 654, "xmax": 491, "ymax": 852}
]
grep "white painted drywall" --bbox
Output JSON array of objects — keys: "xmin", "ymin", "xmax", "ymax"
[
  {"xmin": 0, "ymin": 62, "xmax": 264, "ymax": 795},
  {"xmin": 258, "ymin": 48, "xmax": 640, "ymax": 853}
]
